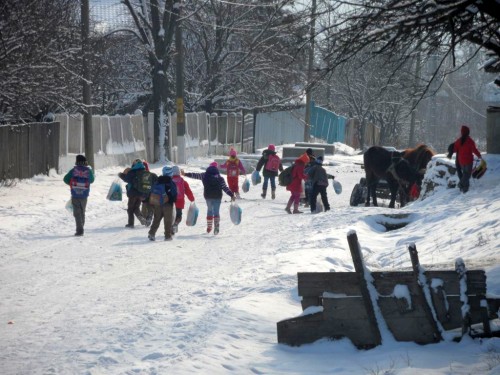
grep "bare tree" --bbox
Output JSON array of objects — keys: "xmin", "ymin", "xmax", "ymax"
[
  {"xmin": 182, "ymin": 0, "xmax": 308, "ymax": 112},
  {"xmin": 318, "ymin": 0, "xmax": 499, "ymax": 90},
  {"xmin": 122, "ymin": 0, "xmax": 179, "ymax": 161},
  {"xmin": 0, "ymin": 0, "xmax": 81, "ymax": 123}
]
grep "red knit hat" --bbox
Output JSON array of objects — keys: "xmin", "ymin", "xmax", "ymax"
[{"xmin": 460, "ymin": 125, "xmax": 470, "ymax": 136}]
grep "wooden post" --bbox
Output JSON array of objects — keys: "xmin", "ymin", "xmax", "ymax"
[
  {"xmin": 347, "ymin": 231, "xmax": 382, "ymax": 346},
  {"xmin": 455, "ymin": 258, "xmax": 471, "ymax": 336},
  {"xmin": 480, "ymin": 296, "xmax": 492, "ymax": 337},
  {"xmin": 409, "ymin": 244, "xmax": 442, "ymax": 342}
]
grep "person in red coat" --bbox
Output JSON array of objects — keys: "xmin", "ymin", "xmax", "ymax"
[
  {"xmin": 171, "ymin": 165, "xmax": 195, "ymax": 234},
  {"xmin": 285, "ymin": 155, "xmax": 309, "ymax": 214},
  {"xmin": 451, "ymin": 125, "xmax": 482, "ymax": 193}
]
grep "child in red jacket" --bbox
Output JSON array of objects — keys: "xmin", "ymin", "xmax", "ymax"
[
  {"xmin": 285, "ymin": 156, "xmax": 308, "ymax": 214},
  {"xmin": 219, "ymin": 148, "xmax": 246, "ymax": 198},
  {"xmin": 451, "ymin": 125, "xmax": 482, "ymax": 193},
  {"xmin": 171, "ymin": 165, "xmax": 195, "ymax": 234}
]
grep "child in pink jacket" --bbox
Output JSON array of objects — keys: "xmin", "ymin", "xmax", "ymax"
[{"xmin": 171, "ymin": 165, "xmax": 195, "ymax": 234}]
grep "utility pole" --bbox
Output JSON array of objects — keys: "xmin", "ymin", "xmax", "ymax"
[
  {"xmin": 303, "ymin": 0, "xmax": 316, "ymax": 143},
  {"xmin": 81, "ymin": 0, "xmax": 94, "ymax": 168},
  {"xmin": 175, "ymin": 1, "xmax": 186, "ymax": 164},
  {"xmin": 408, "ymin": 52, "xmax": 421, "ymax": 148}
]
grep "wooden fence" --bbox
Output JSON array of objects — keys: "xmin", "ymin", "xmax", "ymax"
[{"xmin": 0, "ymin": 122, "xmax": 60, "ymax": 181}]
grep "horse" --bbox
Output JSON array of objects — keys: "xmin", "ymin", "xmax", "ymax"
[{"xmin": 363, "ymin": 145, "xmax": 434, "ymax": 208}]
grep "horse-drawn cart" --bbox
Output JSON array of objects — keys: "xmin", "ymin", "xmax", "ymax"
[{"xmin": 350, "ymin": 163, "xmax": 394, "ymax": 207}]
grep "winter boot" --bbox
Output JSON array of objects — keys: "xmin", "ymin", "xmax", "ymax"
[
  {"xmin": 138, "ymin": 214, "xmax": 147, "ymax": 226},
  {"xmin": 206, "ymin": 216, "xmax": 213, "ymax": 233},
  {"xmin": 214, "ymin": 216, "xmax": 220, "ymax": 235},
  {"xmin": 271, "ymin": 189, "xmax": 276, "ymax": 200},
  {"xmin": 293, "ymin": 204, "xmax": 303, "ymax": 214},
  {"xmin": 261, "ymin": 189, "xmax": 267, "ymax": 199},
  {"xmin": 148, "ymin": 234, "xmax": 155, "ymax": 241},
  {"xmin": 285, "ymin": 199, "xmax": 292, "ymax": 214}
]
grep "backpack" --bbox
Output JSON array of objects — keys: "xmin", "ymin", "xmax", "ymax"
[
  {"xmin": 149, "ymin": 182, "xmax": 169, "ymax": 206},
  {"xmin": 278, "ymin": 165, "xmax": 294, "ymax": 187},
  {"xmin": 265, "ymin": 154, "xmax": 280, "ymax": 172},
  {"xmin": 70, "ymin": 166, "xmax": 91, "ymax": 198},
  {"xmin": 133, "ymin": 170, "xmax": 155, "ymax": 197},
  {"xmin": 150, "ymin": 180, "xmax": 177, "ymax": 206},
  {"xmin": 226, "ymin": 159, "xmax": 240, "ymax": 177}
]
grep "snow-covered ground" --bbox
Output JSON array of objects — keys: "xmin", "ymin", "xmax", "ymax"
[{"xmin": 1, "ymin": 143, "xmax": 499, "ymax": 375}]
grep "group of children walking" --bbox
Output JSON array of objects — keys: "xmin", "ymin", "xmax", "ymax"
[{"xmin": 63, "ymin": 144, "xmax": 337, "ymax": 238}]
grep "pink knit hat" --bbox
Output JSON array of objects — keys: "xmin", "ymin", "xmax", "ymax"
[
  {"xmin": 268, "ymin": 144, "xmax": 276, "ymax": 151},
  {"xmin": 229, "ymin": 148, "xmax": 237, "ymax": 157},
  {"xmin": 209, "ymin": 161, "xmax": 218, "ymax": 168}
]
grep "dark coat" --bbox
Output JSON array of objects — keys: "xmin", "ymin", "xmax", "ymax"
[
  {"xmin": 185, "ymin": 166, "xmax": 234, "ymax": 200},
  {"xmin": 119, "ymin": 162, "xmax": 153, "ymax": 198},
  {"xmin": 156, "ymin": 175, "xmax": 178, "ymax": 205},
  {"xmin": 256, "ymin": 150, "xmax": 284, "ymax": 177},
  {"xmin": 307, "ymin": 163, "xmax": 334, "ymax": 187}
]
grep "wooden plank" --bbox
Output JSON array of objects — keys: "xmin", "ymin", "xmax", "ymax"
[
  {"xmin": 298, "ymin": 272, "xmax": 361, "ymax": 297},
  {"xmin": 456, "ymin": 258, "xmax": 471, "ymax": 336},
  {"xmin": 480, "ymin": 295, "xmax": 492, "ymax": 337},
  {"xmin": 301, "ymin": 296, "xmax": 321, "ymax": 310},
  {"xmin": 378, "ymin": 298, "xmax": 443, "ymax": 343},
  {"xmin": 371, "ymin": 271, "xmax": 486, "ymax": 295},
  {"xmin": 323, "ymin": 296, "xmax": 369, "ymax": 320},
  {"xmin": 409, "ymin": 244, "xmax": 442, "ymax": 342},
  {"xmin": 347, "ymin": 231, "xmax": 382, "ymax": 346},
  {"xmin": 298, "ymin": 270, "xmax": 486, "ymax": 298},
  {"xmin": 440, "ymin": 296, "xmax": 485, "ymax": 331},
  {"xmin": 430, "ymin": 285, "xmax": 450, "ymax": 326},
  {"xmin": 277, "ymin": 311, "xmax": 379, "ymax": 349}
]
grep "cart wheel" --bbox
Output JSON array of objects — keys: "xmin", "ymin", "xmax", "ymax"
[{"xmin": 350, "ymin": 184, "xmax": 364, "ymax": 206}]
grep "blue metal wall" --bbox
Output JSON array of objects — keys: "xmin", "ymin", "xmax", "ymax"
[{"xmin": 310, "ymin": 101, "xmax": 347, "ymax": 144}]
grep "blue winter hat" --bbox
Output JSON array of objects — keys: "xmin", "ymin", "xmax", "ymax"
[
  {"xmin": 162, "ymin": 165, "xmax": 174, "ymax": 176},
  {"xmin": 316, "ymin": 155, "xmax": 323, "ymax": 164},
  {"xmin": 172, "ymin": 165, "xmax": 180, "ymax": 176}
]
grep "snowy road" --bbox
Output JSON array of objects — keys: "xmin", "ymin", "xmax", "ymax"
[{"xmin": 1, "ymin": 149, "xmax": 500, "ymax": 375}]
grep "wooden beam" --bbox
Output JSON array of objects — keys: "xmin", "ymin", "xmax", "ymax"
[
  {"xmin": 347, "ymin": 231, "xmax": 382, "ymax": 346},
  {"xmin": 409, "ymin": 244, "xmax": 442, "ymax": 342}
]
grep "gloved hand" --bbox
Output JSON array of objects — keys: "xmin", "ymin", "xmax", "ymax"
[{"xmin": 231, "ymin": 195, "xmax": 236, "ymax": 202}]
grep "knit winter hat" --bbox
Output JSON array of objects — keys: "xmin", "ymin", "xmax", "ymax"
[
  {"xmin": 316, "ymin": 155, "xmax": 324, "ymax": 164},
  {"xmin": 268, "ymin": 144, "xmax": 276, "ymax": 151},
  {"xmin": 229, "ymin": 148, "xmax": 237, "ymax": 157},
  {"xmin": 461, "ymin": 125, "xmax": 470, "ymax": 136},
  {"xmin": 306, "ymin": 148, "xmax": 314, "ymax": 156},
  {"xmin": 162, "ymin": 165, "xmax": 174, "ymax": 176},
  {"xmin": 209, "ymin": 161, "xmax": 218, "ymax": 168},
  {"xmin": 172, "ymin": 165, "xmax": 181, "ymax": 176},
  {"xmin": 76, "ymin": 154, "xmax": 87, "ymax": 163}
]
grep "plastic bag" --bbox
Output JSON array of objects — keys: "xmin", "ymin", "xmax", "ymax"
[
  {"xmin": 251, "ymin": 170, "xmax": 261, "ymax": 186},
  {"xmin": 65, "ymin": 199, "xmax": 73, "ymax": 214},
  {"xmin": 229, "ymin": 202, "xmax": 242, "ymax": 225},
  {"xmin": 315, "ymin": 198, "xmax": 324, "ymax": 213},
  {"xmin": 106, "ymin": 178, "xmax": 123, "ymax": 201},
  {"xmin": 241, "ymin": 177, "xmax": 250, "ymax": 193},
  {"xmin": 333, "ymin": 180, "xmax": 342, "ymax": 195},
  {"xmin": 186, "ymin": 202, "xmax": 199, "ymax": 226}
]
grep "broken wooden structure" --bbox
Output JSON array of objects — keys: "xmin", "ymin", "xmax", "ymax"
[{"xmin": 277, "ymin": 231, "xmax": 500, "ymax": 349}]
